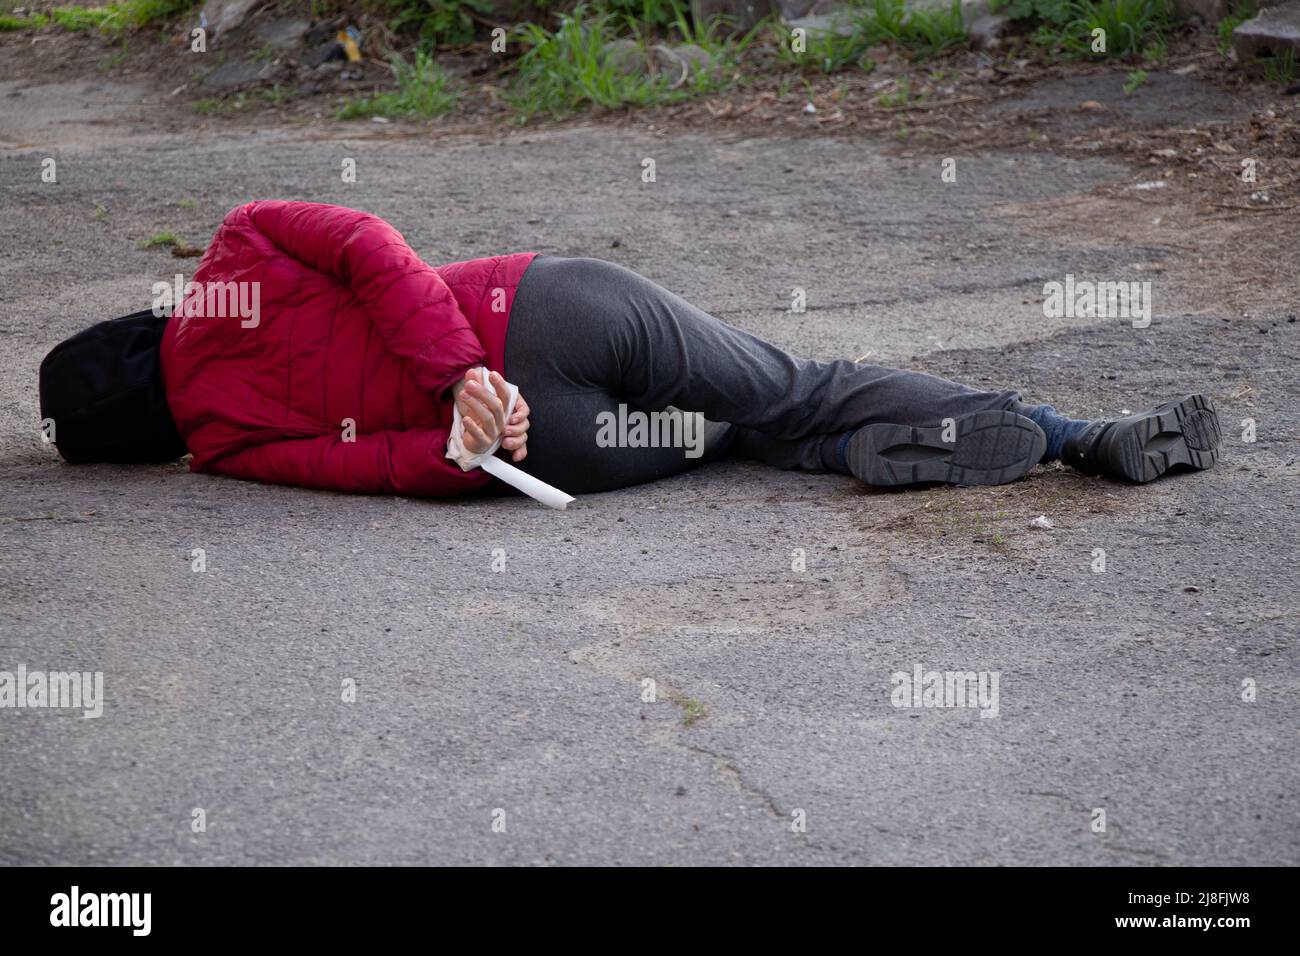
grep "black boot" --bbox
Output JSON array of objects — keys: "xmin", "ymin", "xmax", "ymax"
[
  {"xmin": 845, "ymin": 410, "xmax": 1046, "ymax": 487},
  {"xmin": 1062, "ymin": 395, "xmax": 1220, "ymax": 483}
]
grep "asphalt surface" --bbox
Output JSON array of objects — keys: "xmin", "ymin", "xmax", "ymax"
[{"xmin": 1, "ymin": 78, "xmax": 1297, "ymax": 865}]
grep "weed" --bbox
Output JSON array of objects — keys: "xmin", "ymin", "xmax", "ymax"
[
  {"xmin": 1216, "ymin": 3, "xmax": 1253, "ymax": 55},
  {"xmin": 2, "ymin": 0, "xmax": 197, "ymax": 34},
  {"xmin": 668, "ymin": 692, "xmax": 707, "ymax": 726},
  {"xmin": 999, "ymin": 0, "xmax": 1172, "ymax": 58},
  {"xmin": 0, "ymin": 12, "xmax": 42, "ymax": 29},
  {"xmin": 337, "ymin": 49, "xmax": 459, "ymax": 119},
  {"xmin": 1261, "ymin": 47, "xmax": 1296, "ymax": 85},
  {"xmin": 49, "ymin": 6, "xmax": 117, "ymax": 31},
  {"xmin": 775, "ymin": 21, "xmax": 876, "ymax": 74},
  {"xmin": 506, "ymin": 6, "xmax": 735, "ymax": 121},
  {"xmin": 138, "ymin": 231, "xmax": 180, "ymax": 249},
  {"xmin": 1123, "ymin": 67, "xmax": 1147, "ymax": 93},
  {"xmin": 1141, "ymin": 36, "xmax": 1165, "ymax": 63}
]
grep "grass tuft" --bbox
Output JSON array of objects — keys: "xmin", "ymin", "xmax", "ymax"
[
  {"xmin": 138, "ymin": 231, "xmax": 180, "ymax": 249},
  {"xmin": 506, "ymin": 4, "xmax": 740, "ymax": 122},
  {"xmin": 0, "ymin": 0, "xmax": 198, "ymax": 34},
  {"xmin": 1216, "ymin": 3, "xmax": 1254, "ymax": 55},
  {"xmin": 337, "ymin": 49, "xmax": 460, "ymax": 120}
]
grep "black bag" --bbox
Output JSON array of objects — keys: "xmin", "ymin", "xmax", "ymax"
[{"xmin": 38, "ymin": 308, "xmax": 188, "ymax": 464}]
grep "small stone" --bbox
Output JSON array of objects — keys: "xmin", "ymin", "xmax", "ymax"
[
  {"xmin": 253, "ymin": 17, "xmax": 310, "ymax": 50},
  {"xmin": 602, "ymin": 39, "xmax": 647, "ymax": 77},
  {"xmin": 968, "ymin": 13, "xmax": 1009, "ymax": 51},
  {"xmin": 200, "ymin": 0, "xmax": 263, "ymax": 38},
  {"xmin": 667, "ymin": 44, "xmax": 713, "ymax": 77},
  {"xmin": 1234, "ymin": 3, "xmax": 1300, "ymax": 65}
]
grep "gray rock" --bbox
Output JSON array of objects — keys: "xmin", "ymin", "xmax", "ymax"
[
  {"xmin": 253, "ymin": 17, "xmax": 311, "ymax": 51},
  {"xmin": 968, "ymin": 12, "xmax": 1010, "ymax": 50},
  {"xmin": 1234, "ymin": 2, "xmax": 1300, "ymax": 62},
  {"xmin": 200, "ymin": 0, "xmax": 263, "ymax": 37},
  {"xmin": 651, "ymin": 44, "xmax": 717, "ymax": 86},
  {"xmin": 602, "ymin": 39, "xmax": 648, "ymax": 77},
  {"xmin": 955, "ymin": 0, "xmax": 994, "ymax": 25},
  {"xmin": 198, "ymin": 57, "xmax": 273, "ymax": 90}
]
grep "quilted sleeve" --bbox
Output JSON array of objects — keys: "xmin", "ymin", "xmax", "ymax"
[{"xmin": 242, "ymin": 200, "xmax": 486, "ymax": 397}]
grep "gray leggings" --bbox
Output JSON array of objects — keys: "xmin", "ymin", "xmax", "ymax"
[{"xmin": 502, "ymin": 256, "xmax": 1024, "ymax": 494}]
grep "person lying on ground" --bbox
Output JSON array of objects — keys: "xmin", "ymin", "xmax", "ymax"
[{"xmin": 39, "ymin": 200, "xmax": 1222, "ymax": 496}]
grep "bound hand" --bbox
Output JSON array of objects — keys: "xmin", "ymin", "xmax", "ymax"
[
  {"xmin": 454, "ymin": 369, "xmax": 511, "ymax": 456},
  {"xmin": 502, "ymin": 392, "xmax": 530, "ymax": 462}
]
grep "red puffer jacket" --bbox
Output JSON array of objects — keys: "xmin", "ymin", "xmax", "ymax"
[{"xmin": 161, "ymin": 201, "xmax": 536, "ymax": 496}]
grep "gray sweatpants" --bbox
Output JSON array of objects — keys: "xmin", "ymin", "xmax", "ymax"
[{"xmin": 502, "ymin": 256, "xmax": 1024, "ymax": 494}]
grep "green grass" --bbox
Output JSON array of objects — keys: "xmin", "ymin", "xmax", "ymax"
[
  {"xmin": 138, "ymin": 231, "xmax": 180, "ymax": 249},
  {"xmin": 116, "ymin": 0, "xmax": 200, "ymax": 28},
  {"xmin": 0, "ymin": 12, "xmax": 47, "ymax": 29},
  {"xmin": 49, "ymin": 5, "xmax": 118, "ymax": 30},
  {"xmin": 851, "ymin": 0, "xmax": 969, "ymax": 57},
  {"xmin": 1024, "ymin": 0, "xmax": 1173, "ymax": 58},
  {"xmin": 776, "ymin": 0, "xmax": 966, "ymax": 74},
  {"xmin": 668, "ymin": 692, "xmax": 707, "ymax": 726},
  {"xmin": 0, "ymin": 0, "xmax": 198, "ymax": 34},
  {"xmin": 1216, "ymin": 3, "xmax": 1254, "ymax": 55},
  {"xmin": 337, "ymin": 49, "xmax": 459, "ymax": 120},
  {"xmin": 1141, "ymin": 35, "xmax": 1165, "ymax": 63},
  {"xmin": 505, "ymin": 5, "xmax": 740, "ymax": 122},
  {"xmin": 775, "ymin": 22, "xmax": 876, "ymax": 74},
  {"xmin": 1123, "ymin": 67, "xmax": 1147, "ymax": 93},
  {"xmin": 1261, "ymin": 47, "xmax": 1296, "ymax": 85}
]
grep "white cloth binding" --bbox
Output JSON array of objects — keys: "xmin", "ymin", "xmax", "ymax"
[{"xmin": 446, "ymin": 368, "xmax": 575, "ymax": 510}]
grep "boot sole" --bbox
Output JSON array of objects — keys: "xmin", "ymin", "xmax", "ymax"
[
  {"xmin": 1106, "ymin": 394, "xmax": 1221, "ymax": 483},
  {"xmin": 846, "ymin": 410, "xmax": 1046, "ymax": 487}
]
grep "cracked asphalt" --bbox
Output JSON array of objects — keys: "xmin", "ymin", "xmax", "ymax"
[{"xmin": 1, "ymin": 77, "xmax": 1297, "ymax": 865}]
